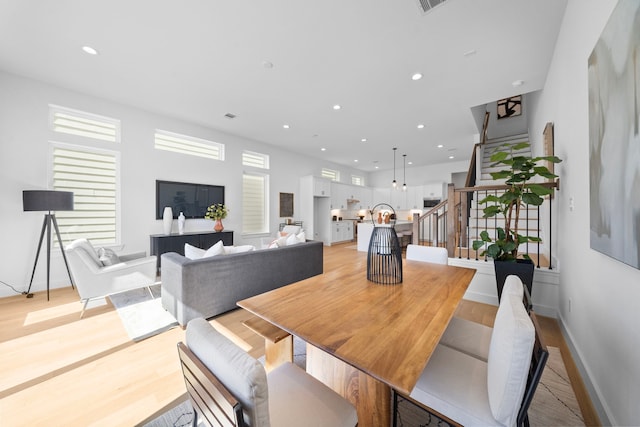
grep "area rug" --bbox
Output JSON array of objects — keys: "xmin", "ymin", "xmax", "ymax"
[
  {"xmin": 144, "ymin": 345, "xmax": 584, "ymax": 427},
  {"xmin": 109, "ymin": 284, "xmax": 178, "ymax": 342}
]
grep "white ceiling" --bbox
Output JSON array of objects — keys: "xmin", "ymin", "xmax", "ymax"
[{"xmin": 0, "ymin": 0, "xmax": 567, "ymax": 172}]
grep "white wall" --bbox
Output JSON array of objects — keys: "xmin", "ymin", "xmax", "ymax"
[
  {"xmin": 0, "ymin": 71, "xmax": 366, "ymax": 298},
  {"xmin": 368, "ymin": 159, "xmax": 469, "ymax": 189},
  {"xmin": 529, "ymin": 1, "xmax": 640, "ymax": 424}
]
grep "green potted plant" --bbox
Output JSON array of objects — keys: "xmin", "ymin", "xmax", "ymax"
[
  {"xmin": 472, "ymin": 142, "xmax": 562, "ymax": 300},
  {"xmin": 205, "ymin": 203, "xmax": 228, "ymax": 232}
]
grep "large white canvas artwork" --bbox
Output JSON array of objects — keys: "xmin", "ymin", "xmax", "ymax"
[{"xmin": 588, "ymin": 0, "xmax": 640, "ymax": 269}]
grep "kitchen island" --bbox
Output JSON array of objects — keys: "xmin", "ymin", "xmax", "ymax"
[{"xmin": 357, "ymin": 221, "xmax": 413, "ymax": 252}]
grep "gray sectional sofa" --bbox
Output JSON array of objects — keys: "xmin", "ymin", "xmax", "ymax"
[{"xmin": 161, "ymin": 240, "xmax": 323, "ymax": 327}]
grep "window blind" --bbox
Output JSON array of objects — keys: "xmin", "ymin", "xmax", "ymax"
[
  {"xmin": 155, "ymin": 130, "xmax": 224, "ymax": 161},
  {"xmin": 52, "ymin": 144, "xmax": 118, "ymax": 246},
  {"xmin": 242, "ymin": 173, "xmax": 268, "ymax": 234},
  {"xmin": 50, "ymin": 105, "xmax": 120, "ymax": 143},
  {"xmin": 242, "ymin": 150, "xmax": 269, "ymax": 169},
  {"xmin": 322, "ymin": 168, "xmax": 340, "ymax": 182}
]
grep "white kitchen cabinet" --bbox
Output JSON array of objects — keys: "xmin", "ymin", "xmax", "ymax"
[
  {"xmin": 423, "ymin": 182, "xmax": 445, "ymax": 200},
  {"xmin": 313, "ymin": 177, "xmax": 331, "ymax": 197},
  {"xmin": 331, "ymin": 182, "xmax": 350, "ymax": 209},
  {"xmin": 331, "ymin": 220, "xmax": 354, "ymax": 244}
]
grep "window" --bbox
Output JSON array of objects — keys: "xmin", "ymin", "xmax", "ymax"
[
  {"xmin": 321, "ymin": 168, "xmax": 340, "ymax": 182},
  {"xmin": 352, "ymin": 175, "xmax": 364, "ymax": 186},
  {"xmin": 50, "ymin": 104, "xmax": 120, "ymax": 143},
  {"xmin": 242, "ymin": 172, "xmax": 269, "ymax": 234},
  {"xmin": 154, "ymin": 129, "xmax": 224, "ymax": 161},
  {"xmin": 242, "ymin": 150, "xmax": 269, "ymax": 169},
  {"xmin": 51, "ymin": 143, "xmax": 119, "ymax": 246}
]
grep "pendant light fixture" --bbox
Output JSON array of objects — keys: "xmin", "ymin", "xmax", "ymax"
[
  {"xmin": 402, "ymin": 154, "xmax": 407, "ymax": 191},
  {"xmin": 392, "ymin": 147, "xmax": 397, "ymax": 188}
]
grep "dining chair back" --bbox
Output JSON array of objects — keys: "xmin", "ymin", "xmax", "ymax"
[
  {"xmin": 397, "ymin": 289, "xmax": 547, "ymax": 427},
  {"xmin": 182, "ymin": 318, "xmax": 358, "ymax": 427}
]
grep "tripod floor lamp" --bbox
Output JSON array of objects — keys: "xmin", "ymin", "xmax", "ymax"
[{"xmin": 23, "ymin": 190, "xmax": 75, "ymax": 300}]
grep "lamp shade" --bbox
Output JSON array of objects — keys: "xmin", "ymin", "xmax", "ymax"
[{"xmin": 23, "ymin": 190, "xmax": 74, "ymax": 212}]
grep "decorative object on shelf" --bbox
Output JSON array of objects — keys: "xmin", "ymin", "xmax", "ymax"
[
  {"xmin": 402, "ymin": 154, "xmax": 407, "ymax": 191},
  {"xmin": 23, "ymin": 190, "xmax": 75, "ymax": 300},
  {"xmin": 367, "ymin": 203, "xmax": 402, "ymax": 285},
  {"xmin": 205, "ymin": 203, "xmax": 228, "ymax": 232},
  {"xmin": 391, "ymin": 147, "xmax": 398, "ymax": 188},
  {"xmin": 472, "ymin": 142, "xmax": 561, "ymax": 300},
  {"xmin": 384, "ymin": 212, "xmax": 390, "ymax": 224},
  {"xmin": 163, "ymin": 206, "xmax": 173, "ymax": 235},
  {"xmin": 178, "ymin": 212, "xmax": 185, "ymax": 234},
  {"xmin": 377, "ymin": 212, "xmax": 382, "ymax": 224}
]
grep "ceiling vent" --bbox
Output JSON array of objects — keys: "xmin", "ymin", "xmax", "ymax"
[
  {"xmin": 224, "ymin": 113, "xmax": 236, "ymax": 119},
  {"xmin": 416, "ymin": 0, "xmax": 447, "ymax": 14}
]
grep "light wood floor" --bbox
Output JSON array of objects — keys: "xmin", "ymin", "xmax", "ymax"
[{"xmin": 0, "ymin": 244, "xmax": 599, "ymax": 426}]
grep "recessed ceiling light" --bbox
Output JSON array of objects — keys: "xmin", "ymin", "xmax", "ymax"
[
  {"xmin": 411, "ymin": 73, "xmax": 423, "ymax": 81},
  {"xmin": 354, "ymin": 159, "xmax": 358, "ymax": 162},
  {"xmin": 375, "ymin": 166, "xmax": 379, "ymax": 169},
  {"xmin": 82, "ymin": 46, "xmax": 98, "ymax": 55},
  {"xmin": 449, "ymin": 155, "xmax": 455, "ymax": 159},
  {"xmin": 408, "ymin": 161, "xmax": 413, "ymax": 165},
  {"xmin": 463, "ymin": 49, "xmax": 477, "ymax": 57},
  {"xmin": 417, "ymin": 124, "xmax": 425, "ymax": 129},
  {"xmin": 321, "ymin": 147, "xmax": 326, "ymax": 151},
  {"xmin": 333, "ymin": 104, "xmax": 341, "ymax": 110},
  {"xmin": 512, "ymin": 80, "xmax": 525, "ymax": 87},
  {"xmin": 262, "ymin": 60, "xmax": 274, "ymax": 69},
  {"xmin": 437, "ymin": 144, "xmax": 444, "ymax": 148},
  {"xmin": 283, "ymin": 124, "xmax": 290, "ymax": 129},
  {"xmin": 361, "ymin": 138, "xmax": 367, "ymax": 142}
]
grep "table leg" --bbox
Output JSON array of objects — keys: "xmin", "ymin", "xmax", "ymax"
[
  {"xmin": 305, "ymin": 343, "xmax": 390, "ymax": 427},
  {"xmin": 264, "ymin": 335, "xmax": 293, "ymax": 372}
]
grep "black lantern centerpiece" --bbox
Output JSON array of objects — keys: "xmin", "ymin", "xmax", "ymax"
[{"xmin": 367, "ymin": 203, "xmax": 403, "ymax": 284}]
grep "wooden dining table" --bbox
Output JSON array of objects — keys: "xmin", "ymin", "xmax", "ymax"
[{"xmin": 237, "ymin": 254, "xmax": 476, "ymax": 426}]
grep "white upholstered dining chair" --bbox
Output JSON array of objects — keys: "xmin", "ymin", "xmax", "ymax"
[
  {"xmin": 406, "ymin": 244, "xmax": 449, "ymax": 264},
  {"xmin": 394, "ymin": 282, "xmax": 548, "ymax": 427},
  {"xmin": 439, "ymin": 275, "xmax": 524, "ymax": 362},
  {"xmin": 180, "ymin": 317, "xmax": 358, "ymax": 427}
]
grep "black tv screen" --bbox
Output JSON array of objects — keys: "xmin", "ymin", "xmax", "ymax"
[{"xmin": 156, "ymin": 180, "xmax": 225, "ymax": 219}]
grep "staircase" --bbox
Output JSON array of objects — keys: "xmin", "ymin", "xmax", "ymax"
[{"xmin": 465, "ymin": 133, "xmax": 548, "ymax": 264}]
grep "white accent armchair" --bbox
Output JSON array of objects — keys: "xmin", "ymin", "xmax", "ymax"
[{"xmin": 65, "ymin": 239, "xmax": 157, "ymax": 318}]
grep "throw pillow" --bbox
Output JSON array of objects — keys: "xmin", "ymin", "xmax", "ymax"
[
  {"xmin": 286, "ymin": 233, "xmax": 300, "ymax": 246},
  {"xmin": 184, "ymin": 243, "xmax": 206, "ymax": 260},
  {"xmin": 98, "ymin": 247, "xmax": 121, "ymax": 266},
  {"xmin": 274, "ymin": 235, "xmax": 288, "ymax": 247},
  {"xmin": 202, "ymin": 240, "xmax": 225, "ymax": 258},
  {"xmin": 296, "ymin": 231, "xmax": 306, "ymax": 243}
]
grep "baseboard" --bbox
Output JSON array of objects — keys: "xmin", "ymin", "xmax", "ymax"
[{"xmin": 557, "ymin": 313, "xmax": 613, "ymax": 426}]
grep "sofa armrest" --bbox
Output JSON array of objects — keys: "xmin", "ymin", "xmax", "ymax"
[{"xmin": 119, "ymin": 251, "xmax": 148, "ymax": 262}]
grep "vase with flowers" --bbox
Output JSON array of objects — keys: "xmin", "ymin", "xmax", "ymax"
[{"xmin": 205, "ymin": 203, "xmax": 228, "ymax": 232}]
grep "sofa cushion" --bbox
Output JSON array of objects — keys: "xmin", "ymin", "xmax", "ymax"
[
  {"xmin": 71, "ymin": 238, "xmax": 102, "ymax": 267},
  {"xmin": 487, "ymin": 292, "xmax": 534, "ymax": 426},
  {"xmin": 224, "ymin": 245, "xmax": 256, "ymax": 255},
  {"xmin": 203, "ymin": 240, "xmax": 225, "ymax": 258}
]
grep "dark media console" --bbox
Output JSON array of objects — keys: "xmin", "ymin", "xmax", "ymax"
[{"xmin": 150, "ymin": 230, "xmax": 233, "ymax": 272}]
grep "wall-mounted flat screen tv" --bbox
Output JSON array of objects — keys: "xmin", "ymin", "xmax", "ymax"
[{"xmin": 156, "ymin": 180, "xmax": 225, "ymax": 219}]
